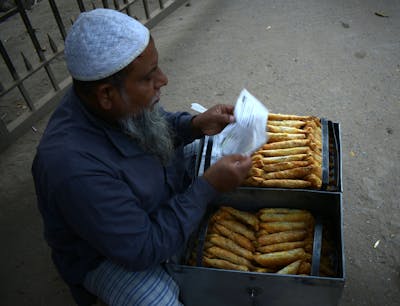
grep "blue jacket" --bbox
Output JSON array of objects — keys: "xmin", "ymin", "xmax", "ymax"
[{"xmin": 32, "ymin": 87, "xmax": 217, "ymax": 304}]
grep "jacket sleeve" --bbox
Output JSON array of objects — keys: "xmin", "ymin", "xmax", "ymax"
[{"xmin": 55, "ymin": 156, "xmax": 217, "ymax": 271}]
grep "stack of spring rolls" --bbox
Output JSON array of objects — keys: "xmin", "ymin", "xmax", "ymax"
[
  {"xmin": 243, "ymin": 113, "xmax": 323, "ymax": 189},
  {"xmin": 194, "ymin": 206, "xmax": 317, "ymax": 275}
]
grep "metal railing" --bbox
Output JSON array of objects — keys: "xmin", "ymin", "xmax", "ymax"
[{"xmin": 0, "ymin": 0, "xmax": 187, "ymax": 152}]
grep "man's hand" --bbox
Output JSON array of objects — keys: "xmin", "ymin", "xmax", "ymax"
[
  {"xmin": 192, "ymin": 104, "xmax": 235, "ymax": 137},
  {"xmin": 203, "ymin": 154, "xmax": 252, "ymax": 192}
]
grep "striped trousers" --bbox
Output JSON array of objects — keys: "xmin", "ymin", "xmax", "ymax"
[{"xmin": 83, "ymin": 260, "xmax": 183, "ymax": 306}]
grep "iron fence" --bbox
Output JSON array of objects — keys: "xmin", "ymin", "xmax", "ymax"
[{"xmin": 0, "ymin": 0, "xmax": 187, "ymax": 152}]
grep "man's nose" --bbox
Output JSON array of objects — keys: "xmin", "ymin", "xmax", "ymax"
[{"xmin": 155, "ymin": 69, "xmax": 168, "ymax": 89}]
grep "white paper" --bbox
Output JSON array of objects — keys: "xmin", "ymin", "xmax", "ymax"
[{"xmin": 219, "ymin": 89, "xmax": 269, "ymax": 155}]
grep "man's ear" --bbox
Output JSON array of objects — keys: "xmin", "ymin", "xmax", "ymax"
[{"xmin": 95, "ymin": 83, "xmax": 118, "ymax": 111}]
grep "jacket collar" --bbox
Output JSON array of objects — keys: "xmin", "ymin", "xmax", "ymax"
[{"xmin": 71, "ymin": 88, "xmax": 145, "ymax": 157}]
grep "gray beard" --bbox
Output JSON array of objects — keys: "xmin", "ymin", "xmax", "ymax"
[{"xmin": 119, "ymin": 105, "xmax": 175, "ymax": 165}]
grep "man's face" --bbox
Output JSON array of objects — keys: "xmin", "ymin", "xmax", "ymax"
[{"xmin": 114, "ymin": 39, "xmax": 168, "ymax": 118}]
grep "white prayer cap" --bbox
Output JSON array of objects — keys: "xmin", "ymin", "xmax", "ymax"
[{"xmin": 65, "ymin": 9, "xmax": 150, "ymax": 81}]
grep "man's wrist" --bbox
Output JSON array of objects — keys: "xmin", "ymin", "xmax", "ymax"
[{"xmin": 191, "ymin": 115, "xmax": 204, "ymax": 138}]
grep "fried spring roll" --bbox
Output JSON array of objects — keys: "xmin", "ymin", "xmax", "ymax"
[
  {"xmin": 251, "ymin": 267, "xmax": 275, "ymax": 273},
  {"xmin": 213, "ymin": 223, "xmax": 255, "ymax": 252},
  {"xmin": 221, "ymin": 207, "xmax": 259, "ymax": 231},
  {"xmin": 207, "ymin": 234, "xmax": 254, "ymax": 260},
  {"xmin": 277, "ymin": 259, "xmax": 302, "ymax": 275},
  {"xmin": 203, "ymin": 257, "xmax": 249, "ymax": 271},
  {"xmin": 259, "ymin": 221, "xmax": 309, "ymax": 233},
  {"xmin": 257, "ymin": 241, "xmax": 306, "ymax": 253},
  {"xmin": 304, "ymin": 173, "xmax": 322, "ymax": 189},
  {"xmin": 257, "ymin": 230, "xmax": 307, "ymax": 246},
  {"xmin": 260, "ymin": 179, "xmax": 312, "ymax": 189},
  {"xmin": 267, "ymin": 132, "xmax": 306, "ymax": 142},
  {"xmin": 259, "ymin": 212, "xmax": 312, "ymax": 222},
  {"xmin": 254, "ymin": 248, "xmax": 306, "ymax": 267},
  {"xmin": 252, "ymin": 159, "xmax": 264, "ymax": 168},
  {"xmin": 248, "ymin": 167, "xmax": 264, "ymax": 177},
  {"xmin": 210, "ymin": 209, "xmax": 234, "ymax": 223},
  {"xmin": 258, "ymin": 208, "xmax": 307, "ymax": 215},
  {"xmin": 217, "ymin": 219, "xmax": 256, "ymax": 240},
  {"xmin": 242, "ymin": 176, "xmax": 263, "ymax": 187},
  {"xmin": 298, "ymin": 261, "xmax": 311, "ymax": 275},
  {"xmin": 261, "ymin": 154, "xmax": 309, "ymax": 164},
  {"xmin": 262, "ymin": 161, "xmax": 311, "ymax": 173},
  {"xmin": 206, "ymin": 246, "xmax": 256, "ymax": 269},
  {"xmin": 259, "ymin": 147, "xmax": 310, "ymax": 157},
  {"xmin": 268, "ymin": 113, "xmax": 312, "ymax": 121},
  {"xmin": 267, "ymin": 125, "xmax": 306, "ymax": 134},
  {"xmin": 262, "ymin": 166, "xmax": 314, "ymax": 180},
  {"xmin": 262, "ymin": 139, "xmax": 310, "ymax": 150},
  {"xmin": 267, "ymin": 120, "xmax": 306, "ymax": 128}
]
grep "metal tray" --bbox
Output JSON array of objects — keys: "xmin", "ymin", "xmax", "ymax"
[{"xmin": 165, "ymin": 189, "xmax": 345, "ymax": 306}]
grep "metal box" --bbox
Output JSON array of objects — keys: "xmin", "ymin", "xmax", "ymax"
[{"xmin": 165, "ymin": 188, "xmax": 345, "ymax": 306}]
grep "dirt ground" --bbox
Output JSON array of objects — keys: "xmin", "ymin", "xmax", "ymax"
[{"xmin": 0, "ymin": 0, "xmax": 399, "ymax": 305}]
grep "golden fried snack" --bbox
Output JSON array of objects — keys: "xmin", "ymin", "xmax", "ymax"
[
  {"xmin": 267, "ymin": 132, "xmax": 306, "ymax": 142},
  {"xmin": 262, "ymin": 166, "xmax": 314, "ymax": 180},
  {"xmin": 217, "ymin": 219, "xmax": 256, "ymax": 240},
  {"xmin": 248, "ymin": 167, "xmax": 264, "ymax": 177},
  {"xmin": 242, "ymin": 176, "xmax": 263, "ymax": 187},
  {"xmin": 259, "ymin": 212, "xmax": 312, "ymax": 222},
  {"xmin": 257, "ymin": 241, "xmax": 306, "ymax": 253},
  {"xmin": 304, "ymin": 173, "xmax": 322, "ymax": 189},
  {"xmin": 260, "ymin": 179, "xmax": 312, "ymax": 189},
  {"xmin": 251, "ymin": 154, "xmax": 263, "ymax": 161},
  {"xmin": 210, "ymin": 209, "xmax": 234, "ymax": 224},
  {"xmin": 261, "ymin": 154, "xmax": 309, "ymax": 164},
  {"xmin": 267, "ymin": 120, "xmax": 306, "ymax": 128},
  {"xmin": 252, "ymin": 159, "xmax": 264, "ymax": 168},
  {"xmin": 207, "ymin": 234, "xmax": 253, "ymax": 260},
  {"xmin": 203, "ymin": 257, "xmax": 249, "ymax": 272},
  {"xmin": 213, "ymin": 223, "xmax": 255, "ymax": 252},
  {"xmin": 206, "ymin": 246, "xmax": 256, "ymax": 269},
  {"xmin": 262, "ymin": 139, "xmax": 310, "ymax": 150},
  {"xmin": 251, "ymin": 267, "xmax": 275, "ymax": 273},
  {"xmin": 262, "ymin": 161, "xmax": 311, "ymax": 173},
  {"xmin": 267, "ymin": 125, "xmax": 306, "ymax": 134},
  {"xmin": 298, "ymin": 261, "xmax": 311, "ymax": 275},
  {"xmin": 277, "ymin": 259, "xmax": 302, "ymax": 275},
  {"xmin": 258, "ymin": 208, "xmax": 307, "ymax": 215},
  {"xmin": 254, "ymin": 248, "xmax": 306, "ymax": 267},
  {"xmin": 268, "ymin": 113, "xmax": 312, "ymax": 121},
  {"xmin": 260, "ymin": 221, "xmax": 309, "ymax": 233},
  {"xmin": 259, "ymin": 147, "xmax": 310, "ymax": 157},
  {"xmin": 304, "ymin": 253, "xmax": 312, "ymax": 263},
  {"xmin": 257, "ymin": 230, "xmax": 307, "ymax": 246},
  {"xmin": 221, "ymin": 207, "xmax": 259, "ymax": 231}
]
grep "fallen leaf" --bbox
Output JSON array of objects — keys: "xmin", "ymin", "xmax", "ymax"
[
  {"xmin": 374, "ymin": 12, "xmax": 389, "ymax": 18},
  {"xmin": 373, "ymin": 240, "xmax": 380, "ymax": 248},
  {"xmin": 350, "ymin": 151, "xmax": 355, "ymax": 157}
]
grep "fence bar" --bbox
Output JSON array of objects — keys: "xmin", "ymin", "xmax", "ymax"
[
  {"xmin": 158, "ymin": 0, "xmax": 164, "ymax": 9},
  {"xmin": 0, "ymin": 6, "xmax": 18, "ymax": 23},
  {"xmin": 0, "ymin": 40, "xmax": 35, "ymax": 110},
  {"xmin": 113, "ymin": 0, "xmax": 120, "ymax": 10},
  {"xmin": 76, "ymin": 0, "xmax": 86, "ymax": 12},
  {"xmin": 15, "ymin": 0, "xmax": 59, "ymax": 91},
  {"xmin": 102, "ymin": 0, "xmax": 109, "ymax": 8},
  {"xmin": 122, "ymin": 0, "xmax": 131, "ymax": 16},
  {"xmin": 0, "ymin": 117, "xmax": 8, "ymax": 135},
  {"xmin": 142, "ymin": 0, "xmax": 150, "ymax": 19},
  {"xmin": 48, "ymin": 0, "xmax": 67, "ymax": 41}
]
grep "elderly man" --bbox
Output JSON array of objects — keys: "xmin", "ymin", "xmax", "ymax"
[{"xmin": 32, "ymin": 8, "xmax": 251, "ymax": 306}]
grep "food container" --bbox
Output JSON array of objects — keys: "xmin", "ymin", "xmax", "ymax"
[
  {"xmin": 165, "ymin": 119, "xmax": 344, "ymax": 306},
  {"xmin": 165, "ymin": 189, "xmax": 345, "ymax": 306}
]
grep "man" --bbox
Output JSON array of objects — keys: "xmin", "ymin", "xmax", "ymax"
[{"xmin": 32, "ymin": 8, "xmax": 251, "ymax": 306}]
